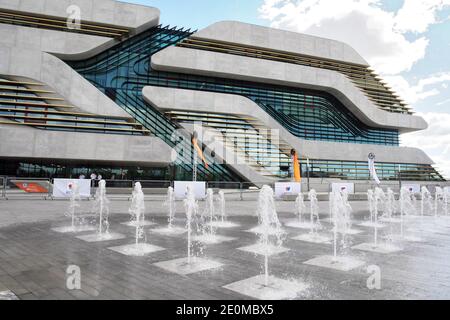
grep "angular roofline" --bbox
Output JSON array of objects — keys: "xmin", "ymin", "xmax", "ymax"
[{"xmin": 193, "ymin": 20, "xmax": 369, "ymax": 67}]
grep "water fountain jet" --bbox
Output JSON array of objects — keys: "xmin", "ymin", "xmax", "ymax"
[
  {"xmin": 207, "ymin": 190, "xmax": 240, "ymax": 228},
  {"xmin": 194, "ymin": 189, "xmax": 236, "ymax": 244},
  {"xmin": 380, "ymin": 188, "xmax": 401, "ymax": 223},
  {"xmin": 227, "ymin": 186, "xmax": 308, "ymax": 300},
  {"xmin": 291, "ymin": 190, "xmax": 331, "ymax": 243},
  {"xmin": 359, "ymin": 189, "xmax": 386, "ymax": 229},
  {"xmin": 305, "ymin": 190, "xmax": 365, "ymax": 271},
  {"xmin": 354, "ymin": 187, "xmax": 403, "ymax": 253},
  {"xmin": 153, "ymin": 187, "xmax": 187, "ymax": 236},
  {"xmin": 153, "ymin": 186, "xmax": 223, "ymax": 275},
  {"xmin": 52, "ymin": 182, "xmax": 96, "ymax": 233},
  {"xmin": 109, "ymin": 182, "xmax": 165, "ymax": 256},
  {"xmin": 77, "ymin": 180, "xmax": 125, "ymax": 242}
]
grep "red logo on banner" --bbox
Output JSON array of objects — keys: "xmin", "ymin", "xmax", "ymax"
[{"xmin": 14, "ymin": 182, "xmax": 48, "ymax": 193}]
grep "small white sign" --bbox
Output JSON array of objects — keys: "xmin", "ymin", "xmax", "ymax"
[
  {"xmin": 331, "ymin": 183, "xmax": 355, "ymax": 194},
  {"xmin": 444, "ymin": 187, "xmax": 450, "ymax": 193},
  {"xmin": 275, "ymin": 182, "xmax": 301, "ymax": 198},
  {"xmin": 53, "ymin": 179, "xmax": 91, "ymax": 198},
  {"xmin": 174, "ymin": 181, "xmax": 206, "ymax": 200},
  {"xmin": 403, "ymin": 184, "xmax": 421, "ymax": 194}
]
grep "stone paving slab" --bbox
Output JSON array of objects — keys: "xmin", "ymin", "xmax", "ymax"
[
  {"xmin": 153, "ymin": 257, "xmax": 224, "ymax": 276},
  {"xmin": 108, "ymin": 243, "xmax": 166, "ymax": 256},
  {"xmin": 304, "ymin": 255, "xmax": 366, "ymax": 272},
  {"xmin": 223, "ymin": 275, "xmax": 309, "ymax": 300},
  {"xmin": 238, "ymin": 244, "xmax": 290, "ymax": 256}
]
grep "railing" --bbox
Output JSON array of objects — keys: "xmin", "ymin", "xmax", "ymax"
[
  {"xmin": 1, "ymin": 177, "xmax": 52, "ymax": 200},
  {"xmin": 0, "ymin": 176, "xmax": 449, "ymax": 201},
  {"xmin": 1, "ymin": 176, "xmax": 5, "ymax": 199}
]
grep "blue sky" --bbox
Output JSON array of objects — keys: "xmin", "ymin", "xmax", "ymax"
[
  {"xmin": 122, "ymin": 0, "xmax": 266, "ymax": 30},
  {"xmin": 122, "ymin": 0, "xmax": 450, "ymax": 178}
]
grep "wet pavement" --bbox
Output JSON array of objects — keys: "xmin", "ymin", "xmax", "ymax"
[{"xmin": 0, "ymin": 198, "xmax": 450, "ymax": 300}]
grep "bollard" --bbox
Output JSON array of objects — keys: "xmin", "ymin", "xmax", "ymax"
[
  {"xmin": 240, "ymin": 182, "xmax": 244, "ymax": 201},
  {"xmin": 1, "ymin": 177, "xmax": 5, "ymax": 200}
]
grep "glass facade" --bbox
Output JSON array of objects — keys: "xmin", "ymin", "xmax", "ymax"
[
  {"xmin": 0, "ymin": 159, "xmax": 169, "ymax": 181},
  {"xmin": 166, "ymin": 110, "xmax": 292, "ymax": 178},
  {"xmin": 0, "ymin": 78, "xmax": 148, "ymax": 135},
  {"xmin": 68, "ymin": 26, "xmax": 400, "ymax": 147},
  {"xmin": 67, "ymin": 25, "xmax": 243, "ymax": 182},
  {"xmin": 303, "ymin": 160, "xmax": 444, "ymax": 182},
  {"xmin": 0, "ymin": 158, "xmax": 443, "ymax": 182},
  {"xmin": 178, "ymin": 38, "xmax": 411, "ymax": 114}
]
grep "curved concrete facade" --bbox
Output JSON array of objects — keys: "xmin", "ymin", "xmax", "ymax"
[
  {"xmin": 0, "ymin": 124, "xmax": 172, "ymax": 166},
  {"xmin": 0, "ymin": 45, "xmax": 128, "ymax": 117},
  {"xmin": 151, "ymin": 46, "xmax": 427, "ymax": 133},
  {"xmin": 0, "ymin": 0, "xmax": 160, "ymax": 34},
  {"xmin": 0, "ymin": 0, "xmax": 173, "ymax": 170},
  {"xmin": 193, "ymin": 21, "xmax": 368, "ymax": 66},
  {"xmin": 0, "ymin": 0, "xmax": 160, "ymax": 60},
  {"xmin": 143, "ymin": 86, "xmax": 433, "ymax": 166},
  {"xmin": 0, "ymin": 24, "xmax": 113, "ymax": 61}
]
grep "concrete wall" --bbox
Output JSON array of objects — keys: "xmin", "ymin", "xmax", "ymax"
[
  {"xmin": 0, "ymin": 0, "xmax": 174, "ymax": 168},
  {"xmin": 0, "ymin": 124, "xmax": 173, "ymax": 166},
  {"xmin": 143, "ymin": 86, "xmax": 433, "ymax": 165},
  {"xmin": 0, "ymin": 24, "xmax": 113, "ymax": 60},
  {"xmin": 0, "ymin": 0, "xmax": 160, "ymax": 60},
  {"xmin": 193, "ymin": 21, "xmax": 368, "ymax": 66},
  {"xmin": 0, "ymin": 45, "xmax": 129, "ymax": 117},
  {"xmin": 151, "ymin": 46, "xmax": 427, "ymax": 133},
  {"xmin": 0, "ymin": 0, "xmax": 160, "ymax": 33}
]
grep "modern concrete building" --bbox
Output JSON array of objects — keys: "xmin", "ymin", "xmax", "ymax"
[{"xmin": 0, "ymin": 0, "xmax": 445, "ymax": 184}]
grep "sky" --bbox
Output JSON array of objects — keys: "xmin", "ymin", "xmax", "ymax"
[{"xmin": 123, "ymin": 0, "xmax": 450, "ymax": 178}]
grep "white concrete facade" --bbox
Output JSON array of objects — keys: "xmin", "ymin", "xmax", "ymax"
[
  {"xmin": 0, "ymin": 46, "xmax": 128, "ymax": 117},
  {"xmin": 193, "ymin": 21, "xmax": 369, "ymax": 66},
  {"xmin": 0, "ymin": 0, "xmax": 172, "ymax": 168},
  {"xmin": 143, "ymin": 86, "xmax": 433, "ymax": 165},
  {"xmin": 0, "ymin": 124, "xmax": 172, "ymax": 166},
  {"xmin": 0, "ymin": 0, "xmax": 160, "ymax": 33},
  {"xmin": 151, "ymin": 46, "xmax": 426, "ymax": 133}
]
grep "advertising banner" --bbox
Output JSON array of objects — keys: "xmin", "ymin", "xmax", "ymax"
[
  {"xmin": 174, "ymin": 181, "xmax": 206, "ymax": 200},
  {"xmin": 275, "ymin": 182, "xmax": 301, "ymax": 198},
  {"xmin": 13, "ymin": 181, "xmax": 49, "ymax": 194},
  {"xmin": 53, "ymin": 179, "xmax": 91, "ymax": 198},
  {"xmin": 402, "ymin": 184, "xmax": 421, "ymax": 194},
  {"xmin": 331, "ymin": 183, "xmax": 355, "ymax": 194}
]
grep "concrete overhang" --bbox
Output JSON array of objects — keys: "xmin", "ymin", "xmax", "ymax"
[
  {"xmin": 192, "ymin": 20, "xmax": 369, "ymax": 66},
  {"xmin": 0, "ymin": 0, "xmax": 160, "ymax": 60},
  {"xmin": 0, "ymin": 124, "xmax": 173, "ymax": 166},
  {"xmin": 143, "ymin": 86, "xmax": 434, "ymax": 165},
  {"xmin": 151, "ymin": 46, "xmax": 428, "ymax": 133}
]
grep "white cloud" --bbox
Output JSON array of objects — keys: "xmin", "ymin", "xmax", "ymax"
[
  {"xmin": 437, "ymin": 98, "xmax": 450, "ymax": 106},
  {"xmin": 402, "ymin": 112, "xmax": 450, "ymax": 179},
  {"xmin": 258, "ymin": 0, "xmax": 449, "ymax": 75},
  {"xmin": 383, "ymin": 71, "xmax": 450, "ymax": 104},
  {"xmin": 394, "ymin": 0, "xmax": 450, "ymax": 33}
]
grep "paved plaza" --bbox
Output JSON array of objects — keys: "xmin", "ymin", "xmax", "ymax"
[{"xmin": 1, "ymin": 197, "xmax": 450, "ymax": 300}]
